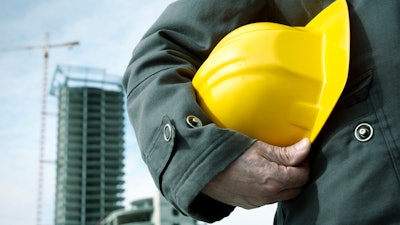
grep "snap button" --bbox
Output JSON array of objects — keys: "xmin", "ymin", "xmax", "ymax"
[
  {"xmin": 186, "ymin": 115, "xmax": 203, "ymax": 128},
  {"xmin": 163, "ymin": 123, "xmax": 173, "ymax": 142},
  {"xmin": 354, "ymin": 123, "xmax": 373, "ymax": 142}
]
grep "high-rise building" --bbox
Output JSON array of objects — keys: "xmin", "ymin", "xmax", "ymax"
[{"xmin": 51, "ymin": 65, "xmax": 125, "ymax": 225}]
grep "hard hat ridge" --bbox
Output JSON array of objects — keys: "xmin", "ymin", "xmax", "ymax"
[{"xmin": 193, "ymin": 0, "xmax": 350, "ymax": 146}]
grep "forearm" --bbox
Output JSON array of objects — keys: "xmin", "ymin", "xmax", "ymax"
[
  {"xmin": 123, "ymin": 0, "xmax": 270, "ymax": 221},
  {"xmin": 125, "ymin": 66, "xmax": 256, "ymax": 221}
]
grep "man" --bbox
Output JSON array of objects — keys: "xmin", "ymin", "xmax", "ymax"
[{"xmin": 123, "ymin": 0, "xmax": 400, "ymax": 224}]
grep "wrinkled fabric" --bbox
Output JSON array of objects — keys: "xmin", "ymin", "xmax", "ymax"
[{"xmin": 123, "ymin": 0, "xmax": 400, "ymax": 223}]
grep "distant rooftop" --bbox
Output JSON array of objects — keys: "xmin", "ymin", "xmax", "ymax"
[{"xmin": 50, "ymin": 64, "xmax": 122, "ymax": 96}]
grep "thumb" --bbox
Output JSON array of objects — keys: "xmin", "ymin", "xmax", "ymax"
[{"xmin": 266, "ymin": 138, "xmax": 311, "ymax": 166}]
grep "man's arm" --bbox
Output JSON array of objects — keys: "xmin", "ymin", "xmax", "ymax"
[{"xmin": 122, "ymin": 0, "xmax": 291, "ymax": 222}]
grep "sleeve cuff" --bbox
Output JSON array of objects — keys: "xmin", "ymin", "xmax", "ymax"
[{"xmin": 188, "ymin": 192, "xmax": 236, "ymax": 223}]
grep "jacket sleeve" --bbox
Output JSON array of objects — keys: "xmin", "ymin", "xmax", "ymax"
[{"xmin": 122, "ymin": 0, "xmax": 270, "ymax": 222}]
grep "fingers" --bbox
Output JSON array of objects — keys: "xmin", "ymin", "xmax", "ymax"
[
  {"xmin": 274, "ymin": 162, "xmax": 310, "ymax": 190},
  {"xmin": 271, "ymin": 187, "xmax": 303, "ymax": 202},
  {"xmin": 252, "ymin": 138, "xmax": 310, "ymax": 196},
  {"xmin": 236, "ymin": 144, "xmax": 309, "ymax": 208},
  {"xmin": 257, "ymin": 138, "xmax": 311, "ymax": 166},
  {"xmin": 201, "ymin": 139, "xmax": 311, "ymax": 209},
  {"xmin": 242, "ymin": 187, "xmax": 304, "ymax": 209}
]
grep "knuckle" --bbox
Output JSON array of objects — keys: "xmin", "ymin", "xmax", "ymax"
[
  {"xmin": 280, "ymin": 147, "xmax": 292, "ymax": 163},
  {"xmin": 262, "ymin": 178, "xmax": 284, "ymax": 193},
  {"xmin": 293, "ymin": 168, "xmax": 310, "ymax": 186},
  {"xmin": 242, "ymin": 197, "xmax": 263, "ymax": 209},
  {"xmin": 300, "ymin": 170, "xmax": 310, "ymax": 185}
]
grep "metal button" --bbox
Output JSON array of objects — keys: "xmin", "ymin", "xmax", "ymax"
[
  {"xmin": 354, "ymin": 123, "xmax": 373, "ymax": 142},
  {"xmin": 163, "ymin": 123, "xmax": 172, "ymax": 142},
  {"xmin": 186, "ymin": 115, "xmax": 203, "ymax": 128}
]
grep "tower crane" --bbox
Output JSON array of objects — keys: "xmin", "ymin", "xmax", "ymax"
[{"xmin": 2, "ymin": 33, "xmax": 79, "ymax": 225}]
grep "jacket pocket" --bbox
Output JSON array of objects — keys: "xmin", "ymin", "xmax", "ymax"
[
  {"xmin": 336, "ymin": 69, "xmax": 373, "ymax": 110},
  {"xmin": 142, "ymin": 115, "xmax": 176, "ymax": 193}
]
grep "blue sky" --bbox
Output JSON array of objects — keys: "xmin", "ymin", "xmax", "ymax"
[{"xmin": 0, "ymin": 0, "xmax": 276, "ymax": 224}]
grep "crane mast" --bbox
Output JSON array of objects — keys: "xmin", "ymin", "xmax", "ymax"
[
  {"xmin": 37, "ymin": 33, "xmax": 79, "ymax": 225},
  {"xmin": 2, "ymin": 33, "xmax": 79, "ymax": 225}
]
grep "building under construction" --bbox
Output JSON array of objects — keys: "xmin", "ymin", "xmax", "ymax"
[{"xmin": 51, "ymin": 65, "xmax": 125, "ymax": 225}]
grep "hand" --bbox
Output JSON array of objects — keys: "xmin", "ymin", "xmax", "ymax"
[{"xmin": 202, "ymin": 138, "xmax": 311, "ymax": 209}]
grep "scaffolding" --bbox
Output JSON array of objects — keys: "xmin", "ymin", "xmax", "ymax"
[
  {"xmin": 51, "ymin": 65, "xmax": 125, "ymax": 225},
  {"xmin": 50, "ymin": 64, "xmax": 122, "ymax": 96}
]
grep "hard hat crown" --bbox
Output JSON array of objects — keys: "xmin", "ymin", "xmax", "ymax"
[{"xmin": 193, "ymin": 0, "xmax": 350, "ymax": 146}]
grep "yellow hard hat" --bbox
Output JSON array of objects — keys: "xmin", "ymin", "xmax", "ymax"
[{"xmin": 192, "ymin": 0, "xmax": 350, "ymax": 146}]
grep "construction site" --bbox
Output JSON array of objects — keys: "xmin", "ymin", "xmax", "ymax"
[
  {"xmin": 46, "ymin": 64, "xmax": 198, "ymax": 225},
  {"xmin": 0, "ymin": 32, "xmax": 200, "ymax": 225},
  {"xmin": 50, "ymin": 65, "xmax": 125, "ymax": 225}
]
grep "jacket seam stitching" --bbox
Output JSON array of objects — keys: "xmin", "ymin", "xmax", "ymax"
[
  {"xmin": 126, "ymin": 66, "xmax": 175, "ymax": 97},
  {"xmin": 174, "ymin": 132, "xmax": 235, "ymax": 206}
]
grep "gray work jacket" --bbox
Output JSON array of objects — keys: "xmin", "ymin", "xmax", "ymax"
[{"xmin": 123, "ymin": 0, "xmax": 400, "ymax": 224}]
